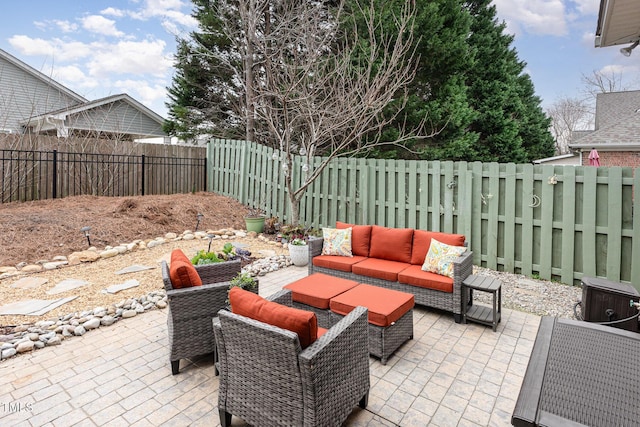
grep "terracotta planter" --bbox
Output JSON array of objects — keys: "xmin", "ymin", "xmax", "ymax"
[{"xmin": 288, "ymin": 243, "xmax": 309, "ymax": 266}]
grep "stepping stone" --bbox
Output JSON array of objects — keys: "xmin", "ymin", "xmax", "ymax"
[
  {"xmin": 114, "ymin": 265, "xmax": 155, "ymax": 275},
  {"xmin": 11, "ymin": 277, "xmax": 48, "ymax": 290},
  {"xmin": 231, "ymin": 242, "xmax": 249, "ymax": 249},
  {"xmin": 102, "ymin": 279, "xmax": 140, "ymax": 294},
  {"xmin": 0, "ymin": 296, "xmax": 78, "ymax": 316},
  {"xmin": 46, "ymin": 279, "xmax": 90, "ymax": 295}
]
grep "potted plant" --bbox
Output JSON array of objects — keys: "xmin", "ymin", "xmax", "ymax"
[
  {"xmin": 288, "ymin": 237, "xmax": 309, "ymax": 266},
  {"xmin": 227, "ymin": 272, "xmax": 259, "ymax": 303},
  {"xmin": 244, "ymin": 203, "xmax": 266, "ymax": 233}
]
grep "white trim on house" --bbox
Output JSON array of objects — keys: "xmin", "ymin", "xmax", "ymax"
[{"xmin": 595, "ymin": 0, "xmax": 640, "ymax": 47}]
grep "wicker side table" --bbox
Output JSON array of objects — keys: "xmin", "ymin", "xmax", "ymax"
[{"xmin": 462, "ymin": 274, "xmax": 502, "ymax": 331}]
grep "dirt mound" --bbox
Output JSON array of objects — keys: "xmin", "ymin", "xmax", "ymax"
[{"xmin": 0, "ymin": 193, "xmax": 250, "ymax": 266}]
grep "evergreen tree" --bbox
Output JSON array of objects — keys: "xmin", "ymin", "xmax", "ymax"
[
  {"xmin": 464, "ymin": 0, "xmax": 554, "ymax": 162},
  {"xmin": 361, "ymin": 0, "xmax": 477, "ymax": 160},
  {"xmin": 164, "ymin": 0, "xmax": 244, "ymax": 141}
]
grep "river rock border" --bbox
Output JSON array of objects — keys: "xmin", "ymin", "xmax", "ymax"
[
  {"xmin": 0, "ymin": 229, "xmax": 296, "ymax": 361},
  {"xmin": 0, "ymin": 228, "xmax": 286, "ymax": 279}
]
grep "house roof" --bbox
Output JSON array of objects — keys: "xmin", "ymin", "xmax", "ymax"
[
  {"xmin": 595, "ymin": 90, "xmax": 640, "ymax": 129},
  {"xmin": 595, "ymin": 0, "xmax": 640, "ymax": 47},
  {"xmin": 24, "ymin": 93, "xmax": 165, "ymax": 127},
  {"xmin": 0, "ymin": 48, "xmax": 87, "ymax": 104},
  {"xmin": 569, "ymin": 110, "xmax": 640, "ymax": 148},
  {"xmin": 21, "ymin": 93, "xmax": 166, "ymax": 139}
]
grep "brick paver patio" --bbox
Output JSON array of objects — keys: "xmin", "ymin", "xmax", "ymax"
[{"xmin": 0, "ymin": 266, "xmax": 540, "ymax": 426}]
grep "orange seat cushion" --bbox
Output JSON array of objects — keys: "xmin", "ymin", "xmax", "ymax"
[
  {"xmin": 351, "ymin": 258, "xmax": 411, "ymax": 282},
  {"xmin": 398, "ymin": 265, "xmax": 454, "ymax": 293},
  {"xmin": 283, "ymin": 273, "xmax": 359, "ymax": 309},
  {"xmin": 169, "ymin": 249, "xmax": 203, "ymax": 288},
  {"xmin": 336, "ymin": 221, "xmax": 372, "ymax": 257},
  {"xmin": 312, "ymin": 254, "xmax": 367, "ymax": 272},
  {"xmin": 369, "ymin": 225, "xmax": 414, "ymax": 263},
  {"xmin": 229, "ymin": 287, "xmax": 318, "ymax": 349},
  {"xmin": 410, "ymin": 230, "xmax": 465, "ymax": 265},
  {"xmin": 330, "ymin": 284, "xmax": 414, "ymax": 327}
]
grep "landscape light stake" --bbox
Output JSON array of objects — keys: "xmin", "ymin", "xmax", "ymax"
[
  {"xmin": 81, "ymin": 226, "xmax": 92, "ymax": 247},
  {"xmin": 195, "ymin": 213, "xmax": 203, "ymax": 231},
  {"xmin": 207, "ymin": 234, "xmax": 215, "ymax": 252}
]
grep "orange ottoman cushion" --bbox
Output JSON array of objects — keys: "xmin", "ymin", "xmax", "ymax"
[
  {"xmin": 284, "ymin": 273, "xmax": 360, "ymax": 309},
  {"xmin": 229, "ymin": 287, "xmax": 318, "ymax": 348},
  {"xmin": 330, "ymin": 284, "xmax": 414, "ymax": 327},
  {"xmin": 169, "ymin": 249, "xmax": 203, "ymax": 288}
]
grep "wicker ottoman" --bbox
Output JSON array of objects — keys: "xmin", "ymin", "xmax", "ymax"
[
  {"xmin": 330, "ymin": 284, "xmax": 414, "ymax": 365},
  {"xmin": 283, "ymin": 273, "xmax": 359, "ymax": 328}
]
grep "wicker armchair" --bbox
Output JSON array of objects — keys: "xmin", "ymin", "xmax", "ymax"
[
  {"xmin": 213, "ymin": 290, "xmax": 370, "ymax": 427},
  {"xmin": 161, "ymin": 259, "xmax": 241, "ymax": 375}
]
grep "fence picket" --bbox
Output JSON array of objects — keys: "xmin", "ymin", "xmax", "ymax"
[
  {"xmin": 607, "ymin": 167, "xmax": 623, "ymax": 280},
  {"xmin": 503, "ymin": 163, "xmax": 517, "ymax": 273},
  {"xmin": 582, "ymin": 167, "xmax": 597, "ymax": 277},
  {"xmin": 486, "ymin": 163, "xmax": 500, "ymax": 271},
  {"xmin": 561, "ymin": 166, "xmax": 577, "ymax": 284}
]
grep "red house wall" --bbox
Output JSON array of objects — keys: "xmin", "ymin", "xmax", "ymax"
[{"xmin": 581, "ymin": 151, "xmax": 640, "ymax": 167}]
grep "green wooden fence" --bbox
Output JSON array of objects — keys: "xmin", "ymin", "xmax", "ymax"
[{"xmin": 207, "ymin": 139, "xmax": 640, "ymax": 290}]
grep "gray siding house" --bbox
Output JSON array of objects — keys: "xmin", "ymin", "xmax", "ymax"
[{"xmin": 0, "ymin": 49, "xmax": 165, "ymax": 140}]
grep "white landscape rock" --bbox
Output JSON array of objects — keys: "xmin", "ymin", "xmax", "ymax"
[{"xmin": 99, "ymin": 249, "xmax": 119, "ymax": 259}]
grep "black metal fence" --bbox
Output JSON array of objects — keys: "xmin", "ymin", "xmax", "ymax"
[{"xmin": 0, "ymin": 149, "xmax": 207, "ymax": 203}]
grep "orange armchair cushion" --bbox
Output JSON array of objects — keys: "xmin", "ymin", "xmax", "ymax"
[
  {"xmin": 336, "ymin": 221, "xmax": 372, "ymax": 257},
  {"xmin": 229, "ymin": 287, "xmax": 318, "ymax": 349},
  {"xmin": 410, "ymin": 230, "xmax": 465, "ymax": 265},
  {"xmin": 169, "ymin": 249, "xmax": 203, "ymax": 288},
  {"xmin": 369, "ymin": 225, "xmax": 414, "ymax": 263}
]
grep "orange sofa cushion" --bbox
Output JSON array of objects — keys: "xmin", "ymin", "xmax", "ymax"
[
  {"xmin": 410, "ymin": 230, "xmax": 465, "ymax": 265},
  {"xmin": 312, "ymin": 254, "xmax": 367, "ymax": 272},
  {"xmin": 398, "ymin": 265, "xmax": 454, "ymax": 293},
  {"xmin": 330, "ymin": 284, "xmax": 414, "ymax": 327},
  {"xmin": 351, "ymin": 258, "xmax": 411, "ymax": 282},
  {"xmin": 336, "ymin": 221, "xmax": 372, "ymax": 257},
  {"xmin": 284, "ymin": 273, "xmax": 359, "ymax": 309},
  {"xmin": 369, "ymin": 225, "xmax": 414, "ymax": 263},
  {"xmin": 169, "ymin": 249, "xmax": 203, "ymax": 289},
  {"xmin": 229, "ymin": 287, "xmax": 318, "ymax": 349}
]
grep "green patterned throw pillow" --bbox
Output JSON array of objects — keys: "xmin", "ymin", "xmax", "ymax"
[{"xmin": 321, "ymin": 227, "xmax": 353, "ymax": 257}]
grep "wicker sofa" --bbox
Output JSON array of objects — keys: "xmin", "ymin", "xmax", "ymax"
[
  {"xmin": 308, "ymin": 223, "xmax": 473, "ymax": 322},
  {"xmin": 213, "ymin": 289, "xmax": 370, "ymax": 427}
]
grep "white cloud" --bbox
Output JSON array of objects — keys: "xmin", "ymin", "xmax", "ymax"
[
  {"xmin": 86, "ymin": 39, "xmax": 172, "ymax": 78},
  {"xmin": 493, "ymin": 0, "xmax": 567, "ymax": 36},
  {"xmin": 32, "ymin": 19, "xmax": 78, "ymax": 33},
  {"xmin": 9, "ymin": 35, "xmax": 94, "ymax": 61},
  {"xmin": 54, "ymin": 20, "xmax": 79, "ymax": 33},
  {"xmin": 81, "ymin": 15, "xmax": 124, "ymax": 37},
  {"xmin": 52, "ymin": 65, "xmax": 98, "ymax": 89},
  {"xmin": 572, "ymin": 0, "xmax": 601, "ymax": 16},
  {"xmin": 100, "ymin": 7, "xmax": 126, "ymax": 17},
  {"xmin": 128, "ymin": 0, "xmax": 197, "ymax": 30},
  {"xmin": 114, "ymin": 78, "xmax": 167, "ymax": 107}
]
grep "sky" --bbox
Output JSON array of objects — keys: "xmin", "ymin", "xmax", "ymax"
[{"xmin": 0, "ymin": 0, "xmax": 638, "ymax": 121}]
